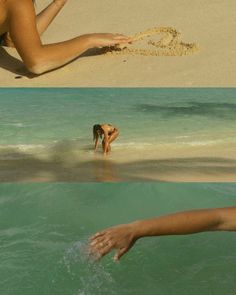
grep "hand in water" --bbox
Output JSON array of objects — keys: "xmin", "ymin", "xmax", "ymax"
[
  {"xmin": 90, "ymin": 223, "xmax": 137, "ymax": 261},
  {"xmin": 90, "ymin": 33, "xmax": 133, "ymax": 48}
]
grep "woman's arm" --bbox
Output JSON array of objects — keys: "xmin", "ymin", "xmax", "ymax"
[
  {"xmin": 90, "ymin": 207, "xmax": 236, "ymax": 261},
  {"xmin": 36, "ymin": 0, "xmax": 67, "ymax": 35},
  {"xmin": 4, "ymin": 0, "xmax": 67, "ymax": 47},
  {"xmin": 94, "ymin": 135, "xmax": 99, "ymax": 151},
  {"xmin": 7, "ymin": 0, "xmax": 131, "ymax": 74}
]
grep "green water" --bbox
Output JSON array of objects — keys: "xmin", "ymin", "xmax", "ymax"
[
  {"xmin": 1, "ymin": 88, "xmax": 236, "ymax": 181},
  {"xmin": 0, "ymin": 88, "xmax": 236, "ymax": 147},
  {"xmin": 0, "ymin": 183, "xmax": 236, "ymax": 295}
]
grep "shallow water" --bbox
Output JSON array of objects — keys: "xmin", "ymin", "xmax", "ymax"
[
  {"xmin": 0, "ymin": 183, "xmax": 236, "ymax": 295},
  {"xmin": 0, "ymin": 88, "xmax": 236, "ymax": 181},
  {"xmin": 0, "ymin": 88, "xmax": 236, "ymax": 148}
]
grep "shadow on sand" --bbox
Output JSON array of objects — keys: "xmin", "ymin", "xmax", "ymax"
[
  {"xmin": 1, "ymin": 147, "xmax": 236, "ymax": 182},
  {"xmin": 0, "ymin": 46, "xmax": 106, "ymax": 79}
]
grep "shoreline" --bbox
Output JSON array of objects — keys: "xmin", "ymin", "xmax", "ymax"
[{"xmin": 0, "ymin": 142, "xmax": 235, "ymax": 182}]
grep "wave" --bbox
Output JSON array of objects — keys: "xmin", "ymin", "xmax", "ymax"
[{"xmin": 0, "ymin": 135, "xmax": 235, "ymax": 157}]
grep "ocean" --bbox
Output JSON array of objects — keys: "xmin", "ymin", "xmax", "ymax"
[
  {"xmin": 0, "ymin": 88, "xmax": 235, "ymax": 181},
  {"xmin": 0, "ymin": 183, "xmax": 235, "ymax": 295}
]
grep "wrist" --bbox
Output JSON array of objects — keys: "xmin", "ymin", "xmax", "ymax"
[
  {"xmin": 129, "ymin": 220, "xmax": 144, "ymax": 240},
  {"xmin": 78, "ymin": 34, "xmax": 95, "ymax": 49}
]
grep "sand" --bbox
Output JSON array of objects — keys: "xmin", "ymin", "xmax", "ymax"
[
  {"xmin": 1, "ymin": 142, "xmax": 236, "ymax": 182},
  {"xmin": 105, "ymin": 27, "xmax": 199, "ymax": 56},
  {"xmin": 0, "ymin": 0, "xmax": 236, "ymax": 87}
]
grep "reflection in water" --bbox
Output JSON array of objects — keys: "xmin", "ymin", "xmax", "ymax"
[{"xmin": 93, "ymin": 157, "xmax": 119, "ymax": 182}]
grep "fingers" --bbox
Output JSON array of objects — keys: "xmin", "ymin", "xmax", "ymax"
[
  {"xmin": 89, "ymin": 236, "xmax": 114, "ymax": 260},
  {"xmin": 90, "ymin": 230, "xmax": 106, "ymax": 241},
  {"xmin": 110, "ymin": 34, "xmax": 133, "ymax": 45},
  {"xmin": 114, "ymin": 247, "xmax": 128, "ymax": 261},
  {"xmin": 113, "ymin": 35, "xmax": 132, "ymax": 41}
]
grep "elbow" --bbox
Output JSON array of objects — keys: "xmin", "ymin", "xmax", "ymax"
[
  {"xmin": 26, "ymin": 61, "xmax": 49, "ymax": 75},
  {"xmin": 24, "ymin": 55, "xmax": 51, "ymax": 75},
  {"xmin": 27, "ymin": 65, "xmax": 45, "ymax": 75}
]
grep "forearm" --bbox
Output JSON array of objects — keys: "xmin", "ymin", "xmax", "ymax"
[
  {"xmin": 36, "ymin": 1, "xmax": 66, "ymax": 35},
  {"xmin": 90, "ymin": 207, "xmax": 236, "ymax": 260},
  {"xmin": 7, "ymin": 0, "xmax": 132, "ymax": 73},
  {"xmin": 94, "ymin": 138, "xmax": 99, "ymax": 150},
  {"xmin": 19, "ymin": 34, "xmax": 93, "ymax": 74},
  {"xmin": 131, "ymin": 208, "xmax": 230, "ymax": 239}
]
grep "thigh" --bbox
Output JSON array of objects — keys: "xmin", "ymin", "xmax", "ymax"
[{"xmin": 108, "ymin": 130, "xmax": 119, "ymax": 144}]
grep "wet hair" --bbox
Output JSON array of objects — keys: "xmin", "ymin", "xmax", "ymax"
[{"xmin": 93, "ymin": 124, "xmax": 102, "ymax": 141}]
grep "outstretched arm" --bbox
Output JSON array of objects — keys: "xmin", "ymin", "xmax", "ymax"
[
  {"xmin": 7, "ymin": 0, "xmax": 131, "ymax": 74},
  {"xmin": 90, "ymin": 207, "xmax": 236, "ymax": 261}
]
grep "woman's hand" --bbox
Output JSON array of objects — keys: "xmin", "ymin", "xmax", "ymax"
[
  {"xmin": 90, "ymin": 223, "xmax": 137, "ymax": 261},
  {"xmin": 88, "ymin": 33, "xmax": 133, "ymax": 48}
]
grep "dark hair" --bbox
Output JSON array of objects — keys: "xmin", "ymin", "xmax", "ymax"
[{"xmin": 93, "ymin": 124, "xmax": 102, "ymax": 141}]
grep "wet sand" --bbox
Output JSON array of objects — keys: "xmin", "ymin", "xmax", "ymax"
[{"xmin": 0, "ymin": 142, "xmax": 236, "ymax": 182}]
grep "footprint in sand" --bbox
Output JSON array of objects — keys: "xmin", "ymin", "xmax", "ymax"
[{"xmin": 105, "ymin": 27, "xmax": 200, "ymax": 57}]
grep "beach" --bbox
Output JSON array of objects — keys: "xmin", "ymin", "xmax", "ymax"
[
  {"xmin": 1, "ymin": 142, "xmax": 236, "ymax": 182},
  {"xmin": 0, "ymin": 0, "xmax": 236, "ymax": 87},
  {"xmin": 0, "ymin": 88, "xmax": 236, "ymax": 182}
]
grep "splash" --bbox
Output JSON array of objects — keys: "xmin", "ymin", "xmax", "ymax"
[{"xmin": 63, "ymin": 240, "xmax": 116, "ymax": 295}]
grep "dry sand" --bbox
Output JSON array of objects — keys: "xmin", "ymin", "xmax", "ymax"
[
  {"xmin": 1, "ymin": 142, "xmax": 236, "ymax": 182},
  {"xmin": 0, "ymin": 0, "xmax": 236, "ymax": 87}
]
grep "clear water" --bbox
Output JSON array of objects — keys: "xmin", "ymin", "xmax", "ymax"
[{"xmin": 0, "ymin": 183, "xmax": 236, "ymax": 295}]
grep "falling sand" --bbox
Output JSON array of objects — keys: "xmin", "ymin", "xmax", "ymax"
[{"xmin": 105, "ymin": 27, "xmax": 200, "ymax": 56}]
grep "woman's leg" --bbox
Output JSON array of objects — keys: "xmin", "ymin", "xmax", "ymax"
[
  {"xmin": 102, "ymin": 139, "xmax": 111, "ymax": 154},
  {"xmin": 108, "ymin": 130, "xmax": 119, "ymax": 144}
]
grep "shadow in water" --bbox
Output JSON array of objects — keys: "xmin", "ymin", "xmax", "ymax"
[{"xmin": 136, "ymin": 102, "xmax": 236, "ymax": 119}]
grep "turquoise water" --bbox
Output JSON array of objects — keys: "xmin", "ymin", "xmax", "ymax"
[
  {"xmin": 0, "ymin": 183, "xmax": 236, "ymax": 295},
  {"xmin": 0, "ymin": 88, "xmax": 235, "ymax": 181},
  {"xmin": 0, "ymin": 88, "xmax": 236, "ymax": 148}
]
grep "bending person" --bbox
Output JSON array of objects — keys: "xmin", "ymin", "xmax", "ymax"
[
  {"xmin": 93, "ymin": 124, "xmax": 119, "ymax": 155},
  {"xmin": 90, "ymin": 207, "xmax": 236, "ymax": 261},
  {"xmin": 0, "ymin": 0, "xmax": 132, "ymax": 74}
]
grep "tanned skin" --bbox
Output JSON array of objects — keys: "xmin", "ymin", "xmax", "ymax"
[
  {"xmin": 90, "ymin": 207, "xmax": 236, "ymax": 261},
  {"xmin": 0, "ymin": 0, "xmax": 132, "ymax": 74}
]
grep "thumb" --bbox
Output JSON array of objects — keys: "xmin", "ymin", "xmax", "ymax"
[{"xmin": 114, "ymin": 247, "xmax": 128, "ymax": 261}]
